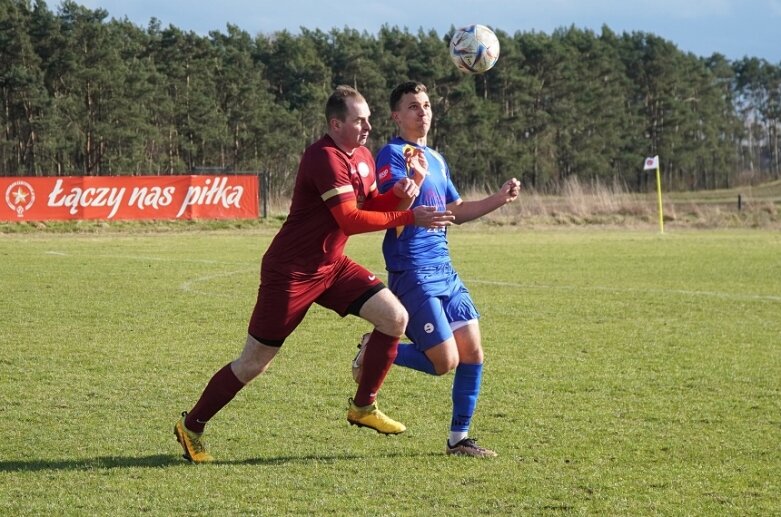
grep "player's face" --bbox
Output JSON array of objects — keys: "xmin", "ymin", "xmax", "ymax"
[
  {"xmin": 393, "ymin": 91, "xmax": 431, "ymax": 141},
  {"xmin": 333, "ymin": 98, "xmax": 372, "ymax": 152}
]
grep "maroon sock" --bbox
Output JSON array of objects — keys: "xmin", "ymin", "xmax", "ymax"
[
  {"xmin": 353, "ymin": 330, "xmax": 399, "ymax": 407},
  {"xmin": 184, "ymin": 363, "xmax": 245, "ymax": 433}
]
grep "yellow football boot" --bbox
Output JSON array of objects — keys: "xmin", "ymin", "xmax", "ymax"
[
  {"xmin": 174, "ymin": 412, "xmax": 215, "ymax": 463},
  {"xmin": 347, "ymin": 398, "xmax": 406, "ymax": 435}
]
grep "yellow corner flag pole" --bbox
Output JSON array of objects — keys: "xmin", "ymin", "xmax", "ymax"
[
  {"xmin": 644, "ymin": 155, "xmax": 664, "ymax": 234},
  {"xmin": 655, "ymin": 163, "xmax": 664, "ymax": 234}
]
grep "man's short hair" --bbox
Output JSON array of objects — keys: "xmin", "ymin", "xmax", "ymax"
[
  {"xmin": 389, "ymin": 81, "xmax": 428, "ymax": 111},
  {"xmin": 326, "ymin": 85, "xmax": 365, "ymax": 123}
]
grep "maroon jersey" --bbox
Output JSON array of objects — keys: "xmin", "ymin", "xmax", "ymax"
[{"xmin": 263, "ymin": 135, "xmax": 377, "ymax": 270}]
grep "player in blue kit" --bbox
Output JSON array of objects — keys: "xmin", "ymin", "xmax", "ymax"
[{"xmin": 352, "ymin": 81, "xmax": 521, "ymax": 457}]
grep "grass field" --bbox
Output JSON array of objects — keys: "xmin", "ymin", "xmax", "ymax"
[{"xmin": 1, "ymin": 225, "xmax": 779, "ymax": 515}]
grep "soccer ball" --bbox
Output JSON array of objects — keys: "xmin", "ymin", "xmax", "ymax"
[{"xmin": 449, "ymin": 24, "xmax": 500, "ymax": 74}]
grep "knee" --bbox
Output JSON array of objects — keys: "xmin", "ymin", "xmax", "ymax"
[
  {"xmin": 232, "ymin": 357, "xmax": 268, "ymax": 383},
  {"xmin": 462, "ymin": 348, "xmax": 484, "ymax": 365},
  {"xmin": 433, "ymin": 364, "xmax": 456, "ymax": 376},
  {"xmin": 232, "ymin": 337, "xmax": 278, "ymax": 383},
  {"xmin": 392, "ymin": 306, "xmax": 409, "ymax": 335},
  {"xmin": 432, "ymin": 357, "xmax": 458, "ymax": 375},
  {"xmin": 378, "ymin": 302, "xmax": 408, "ymax": 337}
]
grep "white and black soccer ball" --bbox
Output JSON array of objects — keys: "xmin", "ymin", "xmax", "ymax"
[{"xmin": 449, "ymin": 24, "xmax": 500, "ymax": 74}]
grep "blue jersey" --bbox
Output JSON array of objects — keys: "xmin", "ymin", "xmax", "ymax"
[{"xmin": 376, "ymin": 136, "xmax": 461, "ymax": 271}]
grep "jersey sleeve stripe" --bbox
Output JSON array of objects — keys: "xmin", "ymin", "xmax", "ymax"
[{"xmin": 321, "ymin": 185, "xmax": 354, "ymax": 202}]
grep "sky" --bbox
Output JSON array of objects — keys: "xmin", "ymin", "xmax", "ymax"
[{"xmin": 75, "ymin": 0, "xmax": 781, "ymax": 63}]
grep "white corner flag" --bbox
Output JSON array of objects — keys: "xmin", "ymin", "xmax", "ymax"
[{"xmin": 643, "ymin": 155, "xmax": 659, "ymax": 170}]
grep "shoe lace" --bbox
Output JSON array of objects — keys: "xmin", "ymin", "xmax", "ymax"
[
  {"xmin": 455, "ymin": 438, "xmax": 482, "ymax": 449},
  {"xmin": 189, "ymin": 432, "xmax": 208, "ymax": 454},
  {"xmin": 373, "ymin": 408, "xmax": 392, "ymax": 422}
]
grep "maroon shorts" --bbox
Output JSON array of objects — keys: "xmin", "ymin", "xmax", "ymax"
[{"xmin": 247, "ymin": 255, "xmax": 384, "ymax": 346}]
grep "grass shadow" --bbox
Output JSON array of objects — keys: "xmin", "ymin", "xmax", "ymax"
[
  {"xmin": 0, "ymin": 454, "xmax": 180, "ymax": 472},
  {"xmin": 0, "ymin": 450, "xmax": 441, "ymax": 472},
  {"xmin": 221, "ymin": 450, "xmax": 440, "ymax": 466}
]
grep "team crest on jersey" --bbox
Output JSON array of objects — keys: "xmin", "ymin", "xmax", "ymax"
[
  {"xmin": 357, "ymin": 161, "xmax": 370, "ymax": 177},
  {"xmin": 5, "ymin": 180, "xmax": 35, "ymax": 218}
]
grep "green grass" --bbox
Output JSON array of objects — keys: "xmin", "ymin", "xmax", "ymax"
[{"xmin": 1, "ymin": 226, "xmax": 779, "ymax": 515}]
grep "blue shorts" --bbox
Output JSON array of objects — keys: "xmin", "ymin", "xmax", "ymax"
[{"xmin": 388, "ymin": 263, "xmax": 479, "ymax": 351}]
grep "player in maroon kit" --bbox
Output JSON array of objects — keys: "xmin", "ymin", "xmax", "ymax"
[{"xmin": 174, "ymin": 85, "xmax": 454, "ymax": 462}]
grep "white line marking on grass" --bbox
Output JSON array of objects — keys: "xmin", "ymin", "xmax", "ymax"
[
  {"xmin": 467, "ymin": 279, "xmax": 781, "ymax": 303},
  {"xmin": 45, "ymin": 250, "xmax": 250, "ymax": 266},
  {"xmin": 42, "ymin": 251, "xmax": 779, "ymax": 303},
  {"xmin": 86, "ymin": 255, "xmax": 258, "ymax": 296},
  {"xmin": 180, "ymin": 269, "xmax": 256, "ymax": 295},
  {"xmin": 94, "ymin": 254, "xmax": 250, "ymax": 266},
  {"xmin": 43, "ymin": 249, "xmax": 256, "ymax": 297}
]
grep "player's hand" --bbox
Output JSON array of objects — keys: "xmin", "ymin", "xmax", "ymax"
[
  {"xmin": 412, "ymin": 205, "xmax": 455, "ymax": 228},
  {"xmin": 499, "ymin": 178, "xmax": 521, "ymax": 203},
  {"xmin": 404, "ymin": 148, "xmax": 429, "ymax": 187},
  {"xmin": 392, "ymin": 177, "xmax": 419, "ymax": 200}
]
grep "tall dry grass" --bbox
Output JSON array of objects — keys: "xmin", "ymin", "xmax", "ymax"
[
  {"xmin": 463, "ymin": 176, "xmax": 657, "ymax": 227},
  {"xmin": 261, "ymin": 176, "xmax": 779, "ymax": 229},
  {"xmin": 463, "ymin": 176, "xmax": 780, "ymax": 229}
]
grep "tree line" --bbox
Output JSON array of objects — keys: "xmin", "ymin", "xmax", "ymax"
[{"xmin": 2, "ymin": 0, "xmax": 780, "ymax": 194}]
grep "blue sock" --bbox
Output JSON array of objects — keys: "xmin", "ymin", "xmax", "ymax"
[
  {"xmin": 450, "ymin": 362, "xmax": 483, "ymax": 433},
  {"xmin": 393, "ymin": 343, "xmax": 437, "ymax": 375}
]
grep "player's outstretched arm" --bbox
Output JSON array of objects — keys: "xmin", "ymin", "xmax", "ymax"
[
  {"xmin": 362, "ymin": 177, "xmax": 419, "ymax": 213},
  {"xmin": 329, "ymin": 197, "xmax": 448, "ymax": 234},
  {"xmin": 412, "ymin": 205, "xmax": 454, "ymax": 228},
  {"xmin": 448, "ymin": 178, "xmax": 521, "ymax": 224},
  {"xmin": 329, "ymin": 198, "xmax": 415, "ymax": 236}
]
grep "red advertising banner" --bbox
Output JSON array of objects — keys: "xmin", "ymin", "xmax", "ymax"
[{"xmin": 0, "ymin": 175, "xmax": 258, "ymax": 221}]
